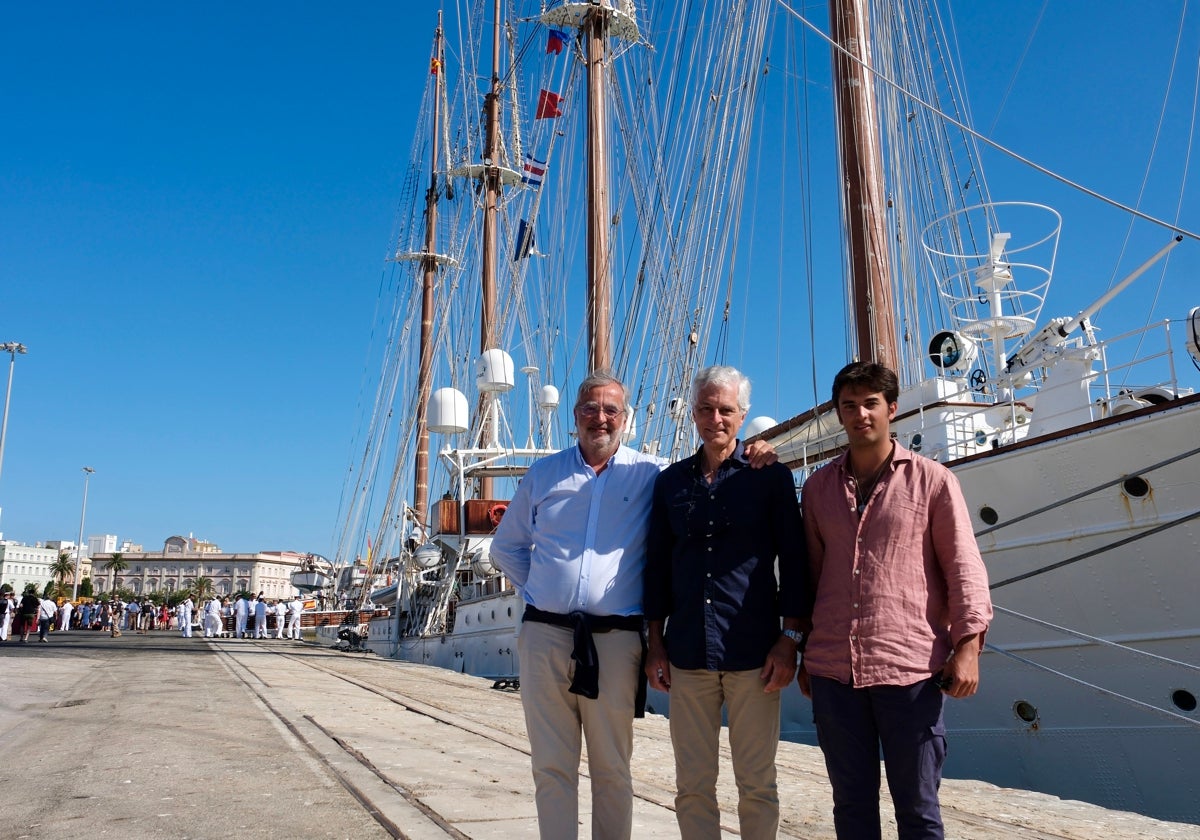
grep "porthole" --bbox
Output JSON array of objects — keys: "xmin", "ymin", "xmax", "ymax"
[
  {"xmin": 979, "ymin": 506, "xmax": 999, "ymax": 526},
  {"xmin": 507, "ymin": 607, "xmax": 512, "ymax": 617},
  {"xmin": 1122, "ymin": 476, "xmax": 1150, "ymax": 498},
  {"xmin": 911, "ymin": 433, "xmax": 923, "ymax": 453},
  {"xmin": 1013, "ymin": 700, "xmax": 1039, "ymax": 724},
  {"xmin": 1172, "ymin": 689, "xmax": 1197, "ymax": 712},
  {"xmin": 974, "ymin": 430, "xmax": 988, "ymax": 446}
]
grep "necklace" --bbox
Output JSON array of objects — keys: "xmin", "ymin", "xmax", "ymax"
[{"xmin": 852, "ymin": 451, "xmax": 892, "ymax": 515}]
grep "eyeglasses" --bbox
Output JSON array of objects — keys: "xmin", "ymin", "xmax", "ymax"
[{"xmin": 576, "ymin": 402, "xmax": 626, "ymax": 419}]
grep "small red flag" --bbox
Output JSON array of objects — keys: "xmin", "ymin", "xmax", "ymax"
[{"xmin": 535, "ymin": 89, "xmax": 564, "ymax": 119}]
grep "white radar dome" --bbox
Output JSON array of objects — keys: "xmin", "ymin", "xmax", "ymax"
[
  {"xmin": 539, "ymin": 384, "xmax": 560, "ymax": 409},
  {"xmin": 477, "ymin": 349, "xmax": 516, "ymax": 392},
  {"xmin": 743, "ymin": 416, "xmax": 777, "ymax": 439},
  {"xmin": 428, "ymin": 388, "xmax": 469, "ymax": 434}
]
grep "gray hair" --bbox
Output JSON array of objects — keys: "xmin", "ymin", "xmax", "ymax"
[
  {"xmin": 690, "ymin": 365, "xmax": 751, "ymax": 412},
  {"xmin": 574, "ymin": 370, "xmax": 631, "ymax": 411}
]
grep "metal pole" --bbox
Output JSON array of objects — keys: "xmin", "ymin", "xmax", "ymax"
[
  {"xmin": 72, "ymin": 467, "xmax": 95, "ymax": 601},
  {"xmin": 0, "ymin": 342, "xmax": 28, "ymax": 491}
]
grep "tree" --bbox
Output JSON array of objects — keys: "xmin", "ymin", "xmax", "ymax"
[
  {"xmin": 51, "ymin": 551, "xmax": 75, "ymax": 593},
  {"xmin": 103, "ymin": 553, "xmax": 128, "ymax": 591},
  {"xmin": 192, "ymin": 576, "xmax": 215, "ymax": 603}
]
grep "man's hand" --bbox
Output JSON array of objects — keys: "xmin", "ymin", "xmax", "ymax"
[
  {"xmin": 941, "ymin": 634, "xmax": 981, "ymax": 698},
  {"xmin": 796, "ymin": 661, "xmax": 812, "ymax": 698},
  {"xmin": 759, "ymin": 636, "xmax": 798, "ymax": 692},
  {"xmin": 645, "ymin": 625, "xmax": 671, "ymax": 692},
  {"xmin": 744, "ymin": 439, "xmax": 778, "ymax": 468}
]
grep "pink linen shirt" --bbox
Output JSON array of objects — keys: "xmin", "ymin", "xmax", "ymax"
[{"xmin": 801, "ymin": 442, "xmax": 992, "ymax": 688}]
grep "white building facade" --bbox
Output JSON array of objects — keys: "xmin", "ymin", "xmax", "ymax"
[
  {"xmin": 88, "ymin": 534, "xmax": 118, "ymax": 556},
  {"xmin": 91, "ymin": 548, "xmax": 307, "ymax": 600},
  {"xmin": 0, "ymin": 541, "xmax": 57, "ymax": 594}
]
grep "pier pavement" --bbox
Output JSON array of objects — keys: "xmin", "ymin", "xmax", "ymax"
[{"xmin": 1, "ymin": 630, "xmax": 1194, "ymax": 839}]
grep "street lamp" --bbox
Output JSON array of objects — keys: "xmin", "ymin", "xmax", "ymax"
[
  {"xmin": 0, "ymin": 342, "xmax": 28, "ymax": 494},
  {"xmin": 72, "ymin": 466, "xmax": 95, "ymax": 601}
]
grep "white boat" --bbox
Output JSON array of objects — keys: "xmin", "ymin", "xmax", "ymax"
[{"xmin": 329, "ymin": 0, "xmax": 1200, "ymax": 824}]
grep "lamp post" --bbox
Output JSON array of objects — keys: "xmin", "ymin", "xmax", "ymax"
[
  {"xmin": 72, "ymin": 466, "xmax": 95, "ymax": 601},
  {"xmin": 0, "ymin": 342, "xmax": 28, "ymax": 494}
]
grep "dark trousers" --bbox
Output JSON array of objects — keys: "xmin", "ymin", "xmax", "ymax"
[
  {"xmin": 811, "ymin": 675, "xmax": 947, "ymax": 840},
  {"xmin": 37, "ymin": 617, "xmax": 52, "ymax": 641}
]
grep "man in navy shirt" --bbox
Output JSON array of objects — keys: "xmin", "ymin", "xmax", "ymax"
[{"xmin": 644, "ymin": 365, "xmax": 809, "ymax": 840}]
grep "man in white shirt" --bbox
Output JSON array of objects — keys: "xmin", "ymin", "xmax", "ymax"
[
  {"xmin": 37, "ymin": 597, "xmax": 57, "ymax": 642},
  {"xmin": 287, "ymin": 597, "xmax": 303, "ymax": 640},
  {"xmin": 178, "ymin": 597, "xmax": 194, "ymax": 638}
]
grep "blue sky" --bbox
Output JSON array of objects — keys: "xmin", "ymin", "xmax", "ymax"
[{"xmin": 2, "ymin": 1, "xmax": 1196, "ymax": 556}]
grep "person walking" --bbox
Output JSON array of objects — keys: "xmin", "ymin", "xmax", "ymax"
[
  {"xmin": 254, "ymin": 596, "xmax": 268, "ymax": 639},
  {"xmin": 287, "ymin": 597, "xmax": 303, "ymax": 640},
  {"xmin": 16, "ymin": 589, "xmax": 40, "ymax": 642},
  {"xmin": 273, "ymin": 599, "xmax": 287, "ymax": 639},
  {"xmin": 0, "ymin": 590, "xmax": 14, "ymax": 641},
  {"xmin": 798, "ymin": 361, "xmax": 993, "ymax": 840},
  {"xmin": 58, "ymin": 600, "xmax": 74, "ymax": 633},
  {"xmin": 178, "ymin": 596, "xmax": 194, "ymax": 638},
  {"xmin": 37, "ymin": 596, "xmax": 57, "ymax": 642},
  {"xmin": 234, "ymin": 595, "xmax": 249, "ymax": 638},
  {"xmin": 644, "ymin": 365, "xmax": 810, "ymax": 840}
]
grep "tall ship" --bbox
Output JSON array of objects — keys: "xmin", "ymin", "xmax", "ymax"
[{"xmin": 322, "ymin": 0, "xmax": 1200, "ymax": 824}]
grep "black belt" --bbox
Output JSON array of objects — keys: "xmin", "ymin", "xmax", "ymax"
[{"xmin": 522, "ymin": 605, "xmax": 648, "ymax": 718}]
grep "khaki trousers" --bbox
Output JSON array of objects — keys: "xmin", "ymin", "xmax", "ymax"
[
  {"xmin": 517, "ymin": 620, "xmax": 642, "ymax": 840},
  {"xmin": 669, "ymin": 668, "xmax": 782, "ymax": 840}
]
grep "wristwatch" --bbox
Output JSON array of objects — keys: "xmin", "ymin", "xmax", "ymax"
[{"xmin": 781, "ymin": 628, "xmax": 806, "ymax": 649}]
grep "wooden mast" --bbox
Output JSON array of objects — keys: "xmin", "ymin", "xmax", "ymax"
[
  {"xmin": 413, "ymin": 14, "xmax": 445, "ymax": 528},
  {"xmin": 584, "ymin": 4, "xmax": 613, "ymax": 373},
  {"xmin": 478, "ymin": 0, "xmax": 503, "ymax": 501},
  {"xmin": 829, "ymin": 0, "xmax": 898, "ymax": 367}
]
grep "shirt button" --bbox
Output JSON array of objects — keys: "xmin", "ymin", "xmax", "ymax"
[
  {"xmin": 705, "ymin": 599, "xmax": 712, "ymax": 604},
  {"xmin": 707, "ymin": 547, "xmax": 712, "ymax": 552},
  {"xmin": 853, "ymin": 602, "xmax": 859, "ymax": 608},
  {"xmin": 850, "ymin": 635, "xmax": 857, "ymax": 641},
  {"xmin": 706, "ymin": 573, "xmax": 712, "ymax": 578},
  {"xmin": 854, "ymin": 568, "xmax": 860, "ymax": 575}
]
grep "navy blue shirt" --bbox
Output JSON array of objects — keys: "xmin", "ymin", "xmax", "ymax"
[{"xmin": 644, "ymin": 442, "xmax": 810, "ymax": 671}]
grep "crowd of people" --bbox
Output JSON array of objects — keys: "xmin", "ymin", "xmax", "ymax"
[{"xmin": 0, "ymin": 589, "xmax": 307, "ymax": 643}]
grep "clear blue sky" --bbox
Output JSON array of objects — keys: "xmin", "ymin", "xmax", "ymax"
[{"xmin": 2, "ymin": 1, "xmax": 1196, "ymax": 556}]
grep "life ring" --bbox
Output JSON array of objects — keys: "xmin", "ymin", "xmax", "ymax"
[{"xmin": 487, "ymin": 503, "xmax": 508, "ymax": 529}]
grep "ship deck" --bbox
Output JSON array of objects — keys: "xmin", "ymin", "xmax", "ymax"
[{"xmin": 1, "ymin": 629, "xmax": 1193, "ymax": 839}]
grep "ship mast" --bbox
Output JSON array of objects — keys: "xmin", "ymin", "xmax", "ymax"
[
  {"xmin": 413, "ymin": 15, "xmax": 445, "ymax": 528},
  {"xmin": 541, "ymin": 2, "xmax": 639, "ymax": 374},
  {"xmin": 584, "ymin": 5, "xmax": 613, "ymax": 373},
  {"xmin": 476, "ymin": 0, "xmax": 505, "ymax": 500},
  {"xmin": 830, "ymin": 0, "xmax": 898, "ymax": 367}
]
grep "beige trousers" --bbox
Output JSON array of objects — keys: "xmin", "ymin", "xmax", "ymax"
[
  {"xmin": 517, "ymin": 620, "xmax": 642, "ymax": 840},
  {"xmin": 668, "ymin": 668, "xmax": 782, "ymax": 840}
]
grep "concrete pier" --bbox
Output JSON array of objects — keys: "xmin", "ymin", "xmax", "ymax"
[{"xmin": 1, "ymin": 631, "xmax": 1194, "ymax": 839}]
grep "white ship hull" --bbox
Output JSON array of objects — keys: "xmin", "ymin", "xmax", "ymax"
[{"xmin": 351, "ymin": 395, "xmax": 1200, "ymax": 823}]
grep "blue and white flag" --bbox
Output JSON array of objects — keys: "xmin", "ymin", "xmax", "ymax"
[{"xmin": 521, "ymin": 153, "xmax": 547, "ymax": 187}]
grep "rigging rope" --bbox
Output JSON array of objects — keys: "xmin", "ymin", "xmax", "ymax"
[
  {"xmin": 776, "ymin": 0, "xmax": 1200, "ymax": 244},
  {"xmin": 993, "ymin": 604, "xmax": 1200, "ymax": 674},
  {"xmin": 990, "ymin": 508, "xmax": 1200, "ymax": 590},
  {"xmin": 984, "ymin": 642, "xmax": 1200, "ymax": 728}
]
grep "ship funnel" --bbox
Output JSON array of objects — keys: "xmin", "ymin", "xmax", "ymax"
[
  {"xmin": 477, "ymin": 349, "xmax": 516, "ymax": 392},
  {"xmin": 428, "ymin": 388, "xmax": 469, "ymax": 434}
]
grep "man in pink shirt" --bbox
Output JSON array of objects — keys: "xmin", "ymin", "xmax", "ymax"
[{"xmin": 798, "ymin": 362, "xmax": 992, "ymax": 840}]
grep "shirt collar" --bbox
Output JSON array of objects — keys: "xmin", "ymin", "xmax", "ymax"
[
  {"xmin": 834, "ymin": 439, "xmax": 911, "ymax": 476},
  {"xmin": 691, "ymin": 440, "xmax": 748, "ymax": 474}
]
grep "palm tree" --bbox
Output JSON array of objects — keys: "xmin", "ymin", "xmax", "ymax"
[
  {"xmin": 51, "ymin": 551, "xmax": 75, "ymax": 594},
  {"xmin": 103, "ymin": 552, "xmax": 128, "ymax": 592},
  {"xmin": 192, "ymin": 576, "xmax": 214, "ymax": 603}
]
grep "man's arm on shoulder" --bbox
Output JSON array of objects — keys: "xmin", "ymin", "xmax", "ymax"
[{"xmin": 743, "ymin": 438, "xmax": 777, "ymax": 468}]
